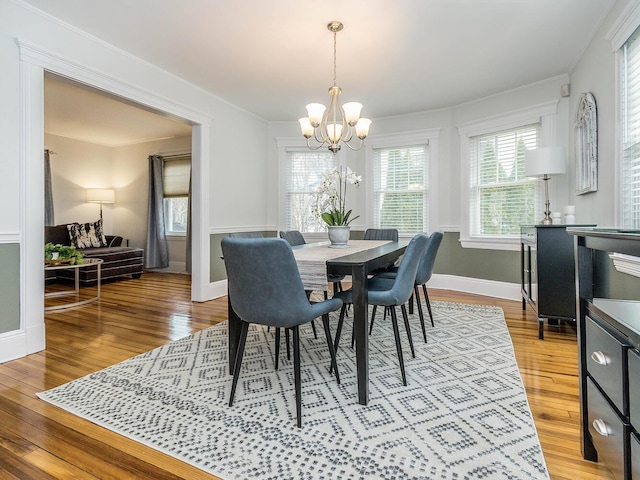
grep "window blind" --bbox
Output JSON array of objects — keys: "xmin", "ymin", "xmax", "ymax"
[
  {"xmin": 373, "ymin": 144, "xmax": 428, "ymax": 234},
  {"xmin": 622, "ymin": 25, "xmax": 640, "ymax": 228},
  {"xmin": 163, "ymin": 155, "xmax": 191, "ymax": 197},
  {"xmin": 469, "ymin": 125, "xmax": 539, "ymax": 236},
  {"xmin": 285, "ymin": 150, "xmax": 337, "ymax": 232}
]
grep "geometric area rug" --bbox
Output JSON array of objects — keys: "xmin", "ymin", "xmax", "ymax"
[{"xmin": 38, "ymin": 301, "xmax": 549, "ymax": 480}]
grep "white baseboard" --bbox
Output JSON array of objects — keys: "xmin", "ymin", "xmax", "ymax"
[
  {"xmin": 0, "ymin": 322, "xmax": 45, "ymax": 364},
  {"xmin": 428, "ymin": 274, "xmax": 521, "ymax": 301}
]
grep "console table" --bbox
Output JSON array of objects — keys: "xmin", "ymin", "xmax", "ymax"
[
  {"xmin": 45, "ymin": 258, "xmax": 103, "ymax": 311},
  {"xmin": 569, "ymin": 227, "xmax": 640, "ymax": 480},
  {"xmin": 521, "ymin": 225, "xmax": 594, "ymax": 339}
]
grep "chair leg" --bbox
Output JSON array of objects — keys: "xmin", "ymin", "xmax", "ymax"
[
  {"xmin": 330, "ymin": 304, "xmax": 348, "ymax": 375},
  {"xmin": 389, "ymin": 307, "xmax": 407, "ymax": 386},
  {"xmin": 408, "ymin": 292, "xmax": 414, "ymax": 314},
  {"xmin": 229, "ymin": 321, "xmax": 250, "ymax": 406},
  {"xmin": 293, "ymin": 326, "xmax": 302, "ymax": 428},
  {"xmin": 423, "ymin": 284, "xmax": 434, "ymax": 327},
  {"xmin": 321, "ymin": 313, "xmax": 340, "ymax": 384},
  {"xmin": 275, "ymin": 327, "xmax": 281, "ymax": 370},
  {"xmin": 414, "ymin": 285, "xmax": 428, "ymax": 343},
  {"xmin": 285, "ymin": 328, "xmax": 291, "ymax": 360},
  {"xmin": 311, "ymin": 320, "xmax": 318, "ymax": 339},
  {"xmin": 369, "ymin": 305, "xmax": 378, "ymax": 335},
  {"xmin": 400, "ymin": 303, "xmax": 416, "ymax": 358}
]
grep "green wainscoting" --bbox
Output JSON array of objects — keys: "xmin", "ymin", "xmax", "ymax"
[
  {"xmin": 210, "ymin": 231, "xmax": 276, "ymax": 282},
  {"xmin": 434, "ymin": 232, "xmax": 521, "ymax": 283},
  {"xmin": 0, "ymin": 243, "xmax": 20, "ymax": 334}
]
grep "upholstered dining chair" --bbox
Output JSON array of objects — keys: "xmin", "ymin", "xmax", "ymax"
[
  {"xmin": 221, "ymin": 237, "xmax": 342, "ymax": 428},
  {"xmin": 332, "ymin": 233, "xmax": 429, "ymax": 385},
  {"xmin": 279, "ymin": 230, "xmax": 345, "ymax": 298},
  {"xmin": 229, "ymin": 232, "xmax": 264, "ymax": 238},
  {"xmin": 373, "ymin": 231, "xmax": 444, "ymax": 343},
  {"xmin": 363, "ymin": 228, "xmax": 399, "ymax": 274}
]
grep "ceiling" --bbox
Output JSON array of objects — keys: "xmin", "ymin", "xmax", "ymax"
[{"xmin": 30, "ymin": 0, "xmax": 615, "ymax": 146}]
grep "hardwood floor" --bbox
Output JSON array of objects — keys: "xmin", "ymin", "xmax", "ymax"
[{"xmin": 0, "ymin": 272, "xmax": 614, "ymax": 479}]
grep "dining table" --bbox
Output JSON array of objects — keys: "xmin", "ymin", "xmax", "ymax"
[{"xmin": 227, "ymin": 238, "xmax": 409, "ymax": 406}]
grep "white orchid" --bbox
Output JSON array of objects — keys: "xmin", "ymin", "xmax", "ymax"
[{"xmin": 313, "ymin": 166, "xmax": 361, "ymax": 226}]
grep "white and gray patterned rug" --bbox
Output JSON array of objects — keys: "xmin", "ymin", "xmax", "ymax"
[{"xmin": 38, "ymin": 301, "xmax": 549, "ymax": 479}]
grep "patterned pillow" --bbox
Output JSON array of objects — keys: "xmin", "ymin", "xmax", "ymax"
[{"xmin": 67, "ymin": 220, "xmax": 107, "ymax": 249}]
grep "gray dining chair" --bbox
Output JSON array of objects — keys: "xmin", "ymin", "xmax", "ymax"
[
  {"xmin": 364, "ymin": 228, "xmax": 399, "ymax": 274},
  {"xmin": 373, "ymin": 231, "xmax": 444, "ymax": 342},
  {"xmin": 229, "ymin": 232, "xmax": 264, "ymax": 238},
  {"xmin": 332, "ymin": 233, "xmax": 429, "ymax": 385},
  {"xmin": 221, "ymin": 237, "xmax": 342, "ymax": 428},
  {"xmin": 279, "ymin": 230, "xmax": 345, "ymax": 298}
]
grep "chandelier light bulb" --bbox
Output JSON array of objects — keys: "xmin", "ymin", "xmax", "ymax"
[
  {"xmin": 327, "ymin": 123, "xmax": 343, "ymax": 142},
  {"xmin": 342, "ymin": 102, "xmax": 363, "ymax": 126},
  {"xmin": 298, "ymin": 118, "xmax": 314, "ymax": 138},
  {"xmin": 355, "ymin": 118, "xmax": 372, "ymax": 139},
  {"xmin": 306, "ymin": 103, "xmax": 326, "ymax": 127}
]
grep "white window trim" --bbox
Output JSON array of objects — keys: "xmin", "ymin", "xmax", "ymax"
[
  {"xmin": 608, "ymin": 4, "xmax": 640, "ymax": 226},
  {"xmin": 457, "ymin": 101, "xmax": 559, "ymax": 250},
  {"xmin": 364, "ymin": 129, "xmax": 440, "ymax": 237},
  {"xmin": 275, "ymin": 137, "xmax": 344, "ymax": 235}
]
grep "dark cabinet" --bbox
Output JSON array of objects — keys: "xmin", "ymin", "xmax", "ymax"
[
  {"xmin": 521, "ymin": 225, "xmax": 590, "ymax": 339},
  {"xmin": 570, "ymin": 228, "xmax": 640, "ymax": 480}
]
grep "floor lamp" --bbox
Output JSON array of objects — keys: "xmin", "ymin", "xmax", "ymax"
[
  {"xmin": 525, "ymin": 147, "xmax": 566, "ymax": 225},
  {"xmin": 86, "ymin": 188, "xmax": 115, "ymax": 220}
]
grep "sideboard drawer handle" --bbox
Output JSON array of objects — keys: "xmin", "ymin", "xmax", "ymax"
[
  {"xmin": 593, "ymin": 418, "xmax": 612, "ymax": 436},
  {"xmin": 590, "ymin": 351, "xmax": 610, "ymax": 366}
]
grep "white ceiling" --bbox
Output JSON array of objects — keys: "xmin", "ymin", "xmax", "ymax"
[{"xmin": 30, "ymin": 0, "xmax": 615, "ymax": 146}]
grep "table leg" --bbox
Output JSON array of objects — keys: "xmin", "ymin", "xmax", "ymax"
[{"xmin": 352, "ymin": 264, "xmax": 369, "ymax": 405}]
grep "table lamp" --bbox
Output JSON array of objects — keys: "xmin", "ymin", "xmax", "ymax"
[
  {"xmin": 525, "ymin": 147, "xmax": 566, "ymax": 225},
  {"xmin": 86, "ymin": 188, "xmax": 115, "ymax": 220}
]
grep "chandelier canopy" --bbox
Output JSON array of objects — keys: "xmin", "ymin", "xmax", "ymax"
[{"xmin": 298, "ymin": 21, "xmax": 371, "ymax": 154}]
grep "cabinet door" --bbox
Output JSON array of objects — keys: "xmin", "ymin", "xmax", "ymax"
[{"xmin": 631, "ymin": 349, "xmax": 640, "ymax": 430}]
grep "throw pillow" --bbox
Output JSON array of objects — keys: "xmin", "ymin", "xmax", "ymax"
[{"xmin": 67, "ymin": 220, "xmax": 108, "ymax": 249}]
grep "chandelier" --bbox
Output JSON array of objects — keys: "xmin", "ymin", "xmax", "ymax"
[{"xmin": 298, "ymin": 21, "xmax": 372, "ymax": 154}]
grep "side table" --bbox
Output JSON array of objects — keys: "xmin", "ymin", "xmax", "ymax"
[{"xmin": 45, "ymin": 258, "xmax": 103, "ymax": 311}]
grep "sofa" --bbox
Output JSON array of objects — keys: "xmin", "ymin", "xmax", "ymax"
[{"xmin": 45, "ymin": 221, "xmax": 144, "ymax": 285}]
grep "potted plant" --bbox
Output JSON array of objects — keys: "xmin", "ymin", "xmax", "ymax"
[
  {"xmin": 45, "ymin": 243, "xmax": 84, "ymax": 265},
  {"xmin": 314, "ymin": 166, "xmax": 361, "ymax": 248}
]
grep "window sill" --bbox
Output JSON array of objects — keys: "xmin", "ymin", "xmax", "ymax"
[{"xmin": 459, "ymin": 237, "xmax": 521, "ymax": 251}]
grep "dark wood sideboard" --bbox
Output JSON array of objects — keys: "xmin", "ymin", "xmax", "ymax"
[
  {"xmin": 521, "ymin": 225, "xmax": 594, "ymax": 339},
  {"xmin": 569, "ymin": 227, "xmax": 640, "ymax": 480}
]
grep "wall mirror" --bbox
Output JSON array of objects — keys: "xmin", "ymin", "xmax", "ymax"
[{"xmin": 575, "ymin": 92, "xmax": 598, "ymax": 194}]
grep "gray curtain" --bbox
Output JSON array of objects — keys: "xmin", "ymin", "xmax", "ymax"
[
  {"xmin": 186, "ymin": 175, "xmax": 192, "ymax": 274},
  {"xmin": 145, "ymin": 155, "xmax": 169, "ymax": 268},
  {"xmin": 44, "ymin": 150, "xmax": 55, "ymax": 226}
]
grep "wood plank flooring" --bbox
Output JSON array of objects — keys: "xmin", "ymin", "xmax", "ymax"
[{"xmin": 0, "ymin": 272, "xmax": 615, "ymax": 479}]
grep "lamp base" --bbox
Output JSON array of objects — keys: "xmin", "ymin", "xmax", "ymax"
[{"xmin": 540, "ymin": 216, "xmax": 553, "ymax": 225}]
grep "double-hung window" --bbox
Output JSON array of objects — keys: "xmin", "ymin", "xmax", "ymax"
[
  {"xmin": 469, "ymin": 125, "xmax": 539, "ymax": 237},
  {"xmin": 458, "ymin": 101, "xmax": 557, "ymax": 249},
  {"xmin": 162, "ymin": 155, "xmax": 191, "ymax": 236},
  {"xmin": 372, "ymin": 144, "xmax": 429, "ymax": 234},
  {"xmin": 283, "ymin": 148, "xmax": 337, "ymax": 232},
  {"xmin": 620, "ymin": 25, "xmax": 640, "ymax": 228}
]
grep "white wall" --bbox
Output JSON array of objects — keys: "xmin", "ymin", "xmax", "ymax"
[{"xmin": 0, "ymin": 0, "xmax": 269, "ymax": 362}]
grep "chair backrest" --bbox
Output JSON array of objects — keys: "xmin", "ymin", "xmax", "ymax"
[
  {"xmin": 382, "ymin": 233, "xmax": 429, "ymax": 305},
  {"xmin": 363, "ymin": 228, "xmax": 398, "ymax": 242},
  {"xmin": 279, "ymin": 230, "xmax": 306, "ymax": 246},
  {"xmin": 221, "ymin": 237, "xmax": 312, "ymax": 328},
  {"xmin": 229, "ymin": 232, "xmax": 264, "ymax": 238},
  {"xmin": 414, "ymin": 231, "xmax": 444, "ymax": 285}
]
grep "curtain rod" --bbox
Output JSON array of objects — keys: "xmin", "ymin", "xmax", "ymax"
[
  {"xmin": 161, "ymin": 153, "xmax": 191, "ymax": 159},
  {"xmin": 45, "ymin": 149, "xmax": 58, "ymax": 155}
]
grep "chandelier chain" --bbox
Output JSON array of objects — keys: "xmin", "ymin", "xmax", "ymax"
[{"xmin": 333, "ymin": 29, "xmax": 337, "ymax": 87}]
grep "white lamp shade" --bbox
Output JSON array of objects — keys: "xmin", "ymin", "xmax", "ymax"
[
  {"xmin": 342, "ymin": 102, "xmax": 363, "ymax": 125},
  {"xmin": 86, "ymin": 188, "xmax": 115, "ymax": 204},
  {"xmin": 298, "ymin": 118, "xmax": 313, "ymax": 138},
  {"xmin": 525, "ymin": 147, "xmax": 566, "ymax": 177},
  {"xmin": 306, "ymin": 103, "xmax": 326, "ymax": 127},
  {"xmin": 355, "ymin": 118, "xmax": 372, "ymax": 139},
  {"xmin": 327, "ymin": 123, "xmax": 343, "ymax": 142}
]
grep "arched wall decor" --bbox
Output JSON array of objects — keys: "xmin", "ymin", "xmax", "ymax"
[{"xmin": 575, "ymin": 92, "xmax": 598, "ymax": 194}]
